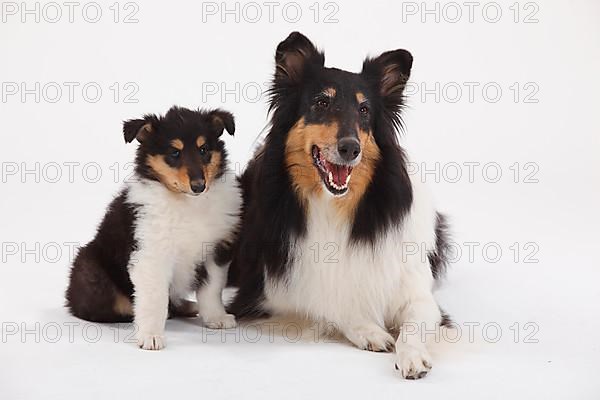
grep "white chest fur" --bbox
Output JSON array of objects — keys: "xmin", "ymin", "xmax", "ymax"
[
  {"xmin": 264, "ymin": 176, "xmax": 438, "ymax": 330},
  {"xmin": 126, "ymin": 176, "xmax": 241, "ymax": 295}
]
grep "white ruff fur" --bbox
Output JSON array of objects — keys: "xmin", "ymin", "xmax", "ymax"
[
  {"xmin": 264, "ymin": 175, "xmax": 442, "ymax": 378},
  {"xmin": 126, "ymin": 173, "xmax": 241, "ymax": 350}
]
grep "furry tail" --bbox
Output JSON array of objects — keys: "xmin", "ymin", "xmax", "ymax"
[{"xmin": 428, "ymin": 212, "xmax": 451, "ymax": 280}]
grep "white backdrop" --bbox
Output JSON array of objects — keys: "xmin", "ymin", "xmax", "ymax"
[{"xmin": 1, "ymin": 0, "xmax": 599, "ymax": 399}]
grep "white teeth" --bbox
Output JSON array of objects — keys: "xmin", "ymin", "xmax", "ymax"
[
  {"xmin": 327, "ymin": 172, "xmax": 338, "ymax": 190},
  {"xmin": 326, "ymin": 170, "xmax": 351, "ymax": 192}
]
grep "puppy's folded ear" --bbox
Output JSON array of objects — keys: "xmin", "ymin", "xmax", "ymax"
[
  {"xmin": 274, "ymin": 31, "xmax": 324, "ymax": 84},
  {"xmin": 123, "ymin": 115, "xmax": 157, "ymax": 143},
  {"xmin": 209, "ymin": 109, "xmax": 235, "ymax": 136},
  {"xmin": 361, "ymin": 49, "xmax": 413, "ymax": 107},
  {"xmin": 123, "ymin": 119, "xmax": 151, "ymax": 143}
]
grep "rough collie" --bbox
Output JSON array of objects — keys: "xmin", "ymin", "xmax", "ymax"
[
  {"xmin": 228, "ymin": 32, "xmax": 450, "ymax": 379},
  {"xmin": 66, "ymin": 106, "xmax": 241, "ymax": 350}
]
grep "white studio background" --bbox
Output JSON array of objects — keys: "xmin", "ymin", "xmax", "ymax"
[{"xmin": 1, "ymin": 0, "xmax": 599, "ymax": 399}]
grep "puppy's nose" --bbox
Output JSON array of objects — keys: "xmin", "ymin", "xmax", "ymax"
[
  {"xmin": 337, "ymin": 137, "xmax": 361, "ymax": 162},
  {"xmin": 190, "ymin": 180, "xmax": 206, "ymax": 194}
]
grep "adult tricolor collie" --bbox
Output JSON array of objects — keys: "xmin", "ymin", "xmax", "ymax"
[
  {"xmin": 228, "ymin": 32, "xmax": 450, "ymax": 379},
  {"xmin": 66, "ymin": 106, "xmax": 241, "ymax": 350}
]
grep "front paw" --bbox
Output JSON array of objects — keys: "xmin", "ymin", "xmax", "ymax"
[
  {"xmin": 395, "ymin": 344, "xmax": 432, "ymax": 379},
  {"xmin": 137, "ymin": 333, "xmax": 166, "ymax": 350},
  {"xmin": 203, "ymin": 313, "xmax": 237, "ymax": 329},
  {"xmin": 345, "ymin": 325, "xmax": 395, "ymax": 352}
]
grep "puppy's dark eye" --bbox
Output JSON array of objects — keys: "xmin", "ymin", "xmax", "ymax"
[
  {"xmin": 199, "ymin": 146, "xmax": 207, "ymax": 155},
  {"xmin": 315, "ymin": 98, "xmax": 330, "ymax": 109},
  {"xmin": 170, "ymin": 149, "xmax": 180, "ymax": 158},
  {"xmin": 359, "ymin": 105, "xmax": 370, "ymax": 115}
]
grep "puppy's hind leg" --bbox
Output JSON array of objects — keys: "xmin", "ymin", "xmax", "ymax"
[
  {"xmin": 66, "ymin": 246, "xmax": 133, "ymax": 323},
  {"xmin": 196, "ymin": 259, "xmax": 236, "ymax": 329},
  {"xmin": 168, "ymin": 299, "xmax": 199, "ymax": 318}
]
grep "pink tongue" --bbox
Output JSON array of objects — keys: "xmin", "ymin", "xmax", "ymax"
[{"xmin": 331, "ymin": 164, "xmax": 349, "ymax": 186}]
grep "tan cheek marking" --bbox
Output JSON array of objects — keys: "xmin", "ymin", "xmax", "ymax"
[
  {"xmin": 196, "ymin": 136, "xmax": 206, "ymax": 148},
  {"xmin": 146, "ymin": 155, "xmax": 191, "ymax": 193},
  {"xmin": 285, "ymin": 117, "xmax": 340, "ymax": 204},
  {"xmin": 356, "ymin": 92, "xmax": 366, "ymax": 103},
  {"xmin": 203, "ymin": 151, "xmax": 222, "ymax": 188},
  {"xmin": 171, "ymin": 139, "xmax": 184, "ymax": 150},
  {"xmin": 334, "ymin": 128, "xmax": 380, "ymax": 218}
]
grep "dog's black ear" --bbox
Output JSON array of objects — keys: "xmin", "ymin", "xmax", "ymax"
[
  {"xmin": 361, "ymin": 49, "xmax": 413, "ymax": 105},
  {"xmin": 123, "ymin": 115, "xmax": 156, "ymax": 143},
  {"xmin": 209, "ymin": 109, "xmax": 235, "ymax": 136},
  {"xmin": 275, "ymin": 32, "xmax": 324, "ymax": 83}
]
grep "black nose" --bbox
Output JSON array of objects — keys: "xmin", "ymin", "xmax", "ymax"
[
  {"xmin": 190, "ymin": 180, "xmax": 206, "ymax": 194},
  {"xmin": 337, "ymin": 137, "xmax": 361, "ymax": 161}
]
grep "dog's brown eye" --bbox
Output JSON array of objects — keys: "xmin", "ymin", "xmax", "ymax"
[
  {"xmin": 170, "ymin": 149, "xmax": 180, "ymax": 158},
  {"xmin": 316, "ymin": 98, "xmax": 330, "ymax": 109},
  {"xmin": 360, "ymin": 105, "xmax": 369, "ymax": 115},
  {"xmin": 198, "ymin": 145, "xmax": 207, "ymax": 155}
]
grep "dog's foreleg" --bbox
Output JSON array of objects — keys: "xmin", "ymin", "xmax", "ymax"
[
  {"xmin": 393, "ymin": 293, "xmax": 441, "ymax": 379},
  {"xmin": 130, "ymin": 253, "xmax": 172, "ymax": 350}
]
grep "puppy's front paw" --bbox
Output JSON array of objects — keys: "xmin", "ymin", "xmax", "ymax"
[
  {"xmin": 203, "ymin": 313, "xmax": 237, "ymax": 329},
  {"xmin": 345, "ymin": 325, "xmax": 395, "ymax": 352},
  {"xmin": 395, "ymin": 344, "xmax": 432, "ymax": 379},
  {"xmin": 137, "ymin": 334, "xmax": 166, "ymax": 350}
]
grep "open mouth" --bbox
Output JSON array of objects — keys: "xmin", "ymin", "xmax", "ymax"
[{"xmin": 311, "ymin": 145, "xmax": 353, "ymax": 196}]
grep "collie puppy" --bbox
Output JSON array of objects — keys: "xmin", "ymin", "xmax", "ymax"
[
  {"xmin": 66, "ymin": 106, "xmax": 241, "ymax": 350},
  {"xmin": 228, "ymin": 32, "xmax": 450, "ymax": 378}
]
